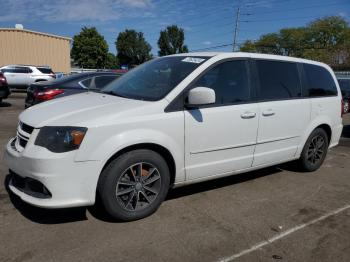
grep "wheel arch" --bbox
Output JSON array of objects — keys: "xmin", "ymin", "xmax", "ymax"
[
  {"xmin": 100, "ymin": 143, "xmax": 177, "ymax": 187},
  {"xmin": 296, "ymin": 119, "xmax": 333, "ymax": 157},
  {"xmin": 316, "ymin": 123, "xmax": 332, "ymax": 144}
]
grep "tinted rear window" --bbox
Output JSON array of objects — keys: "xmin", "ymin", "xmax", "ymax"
[
  {"xmin": 37, "ymin": 67, "xmax": 54, "ymax": 74},
  {"xmin": 48, "ymin": 73, "xmax": 92, "ymax": 85},
  {"xmin": 303, "ymin": 64, "xmax": 337, "ymax": 97},
  {"xmin": 94, "ymin": 75, "xmax": 118, "ymax": 89},
  {"xmin": 256, "ymin": 60, "xmax": 301, "ymax": 100}
]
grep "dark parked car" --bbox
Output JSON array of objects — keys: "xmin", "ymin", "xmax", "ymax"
[
  {"xmin": 0, "ymin": 72, "xmax": 11, "ymax": 103},
  {"xmin": 338, "ymin": 78, "xmax": 350, "ymax": 114},
  {"xmin": 25, "ymin": 72, "xmax": 122, "ymax": 107}
]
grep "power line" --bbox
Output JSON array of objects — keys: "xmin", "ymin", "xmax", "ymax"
[
  {"xmin": 246, "ymin": 1, "xmax": 349, "ymax": 15},
  {"xmin": 190, "ymin": 43, "xmax": 234, "ymax": 52},
  {"xmin": 241, "ymin": 15, "xmax": 331, "ymax": 23}
]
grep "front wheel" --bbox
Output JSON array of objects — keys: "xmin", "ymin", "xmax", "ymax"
[
  {"xmin": 299, "ymin": 128, "xmax": 329, "ymax": 172},
  {"xmin": 97, "ymin": 149, "xmax": 170, "ymax": 221}
]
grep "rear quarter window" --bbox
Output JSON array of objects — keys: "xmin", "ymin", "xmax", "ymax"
[
  {"xmin": 37, "ymin": 67, "xmax": 54, "ymax": 74},
  {"xmin": 80, "ymin": 78, "xmax": 92, "ymax": 88},
  {"xmin": 303, "ymin": 64, "xmax": 337, "ymax": 97}
]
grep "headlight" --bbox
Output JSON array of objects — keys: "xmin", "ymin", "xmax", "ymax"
[{"xmin": 35, "ymin": 126, "xmax": 87, "ymax": 153}]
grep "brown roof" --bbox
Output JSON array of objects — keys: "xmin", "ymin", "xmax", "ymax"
[{"xmin": 0, "ymin": 28, "xmax": 72, "ymax": 41}]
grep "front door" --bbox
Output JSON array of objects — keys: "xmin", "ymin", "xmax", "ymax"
[{"xmin": 185, "ymin": 60, "xmax": 259, "ymax": 181}]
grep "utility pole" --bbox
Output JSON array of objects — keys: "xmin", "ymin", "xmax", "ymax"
[{"xmin": 233, "ymin": 6, "xmax": 240, "ymax": 52}]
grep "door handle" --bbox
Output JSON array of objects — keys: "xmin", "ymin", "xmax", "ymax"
[
  {"xmin": 241, "ymin": 112, "xmax": 256, "ymax": 119},
  {"xmin": 262, "ymin": 110, "xmax": 275, "ymax": 116}
]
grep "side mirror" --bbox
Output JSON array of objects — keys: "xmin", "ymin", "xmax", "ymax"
[{"xmin": 186, "ymin": 87, "xmax": 216, "ymax": 108}]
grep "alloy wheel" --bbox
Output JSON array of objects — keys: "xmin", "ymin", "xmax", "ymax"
[
  {"xmin": 306, "ymin": 135, "xmax": 326, "ymax": 165},
  {"xmin": 116, "ymin": 162, "xmax": 161, "ymax": 211}
]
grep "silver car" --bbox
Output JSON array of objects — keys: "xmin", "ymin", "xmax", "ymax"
[{"xmin": 0, "ymin": 65, "xmax": 56, "ymax": 89}]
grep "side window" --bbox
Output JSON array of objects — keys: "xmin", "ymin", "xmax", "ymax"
[
  {"xmin": 14, "ymin": 67, "xmax": 30, "ymax": 73},
  {"xmin": 2, "ymin": 68, "xmax": 15, "ymax": 73},
  {"xmin": 192, "ymin": 60, "xmax": 250, "ymax": 105},
  {"xmin": 94, "ymin": 75, "xmax": 118, "ymax": 89},
  {"xmin": 256, "ymin": 60, "xmax": 301, "ymax": 100},
  {"xmin": 303, "ymin": 64, "xmax": 337, "ymax": 97}
]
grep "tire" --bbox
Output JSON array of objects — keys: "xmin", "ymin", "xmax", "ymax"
[
  {"xmin": 97, "ymin": 149, "xmax": 170, "ymax": 221},
  {"xmin": 344, "ymin": 100, "xmax": 349, "ymax": 114},
  {"xmin": 299, "ymin": 128, "xmax": 329, "ymax": 172}
]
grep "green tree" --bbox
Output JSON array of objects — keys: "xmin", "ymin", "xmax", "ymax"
[
  {"xmin": 115, "ymin": 29, "xmax": 152, "ymax": 67},
  {"xmin": 105, "ymin": 53, "xmax": 118, "ymax": 69},
  {"xmin": 240, "ymin": 40, "xmax": 257, "ymax": 52},
  {"xmin": 157, "ymin": 25, "xmax": 189, "ymax": 56},
  {"xmin": 254, "ymin": 33, "xmax": 282, "ymax": 55},
  {"xmin": 307, "ymin": 16, "xmax": 348, "ymax": 49},
  {"xmin": 71, "ymin": 27, "xmax": 109, "ymax": 68},
  {"xmin": 239, "ymin": 16, "xmax": 350, "ymax": 69},
  {"xmin": 279, "ymin": 27, "xmax": 307, "ymax": 57},
  {"xmin": 304, "ymin": 16, "xmax": 349, "ymax": 65}
]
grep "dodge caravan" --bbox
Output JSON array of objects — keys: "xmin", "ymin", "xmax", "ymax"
[{"xmin": 4, "ymin": 52, "xmax": 343, "ymax": 221}]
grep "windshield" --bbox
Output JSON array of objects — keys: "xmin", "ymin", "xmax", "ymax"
[{"xmin": 102, "ymin": 56, "xmax": 208, "ymax": 101}]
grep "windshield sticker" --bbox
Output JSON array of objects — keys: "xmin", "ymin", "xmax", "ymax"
[{"xmin": 181, "ymin": 57, "xmax": 205, "ymax": 64}]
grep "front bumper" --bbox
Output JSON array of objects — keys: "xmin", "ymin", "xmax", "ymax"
[{"xmin": 4, "ymin": 138, "xmax": 102, "ymax": 208}]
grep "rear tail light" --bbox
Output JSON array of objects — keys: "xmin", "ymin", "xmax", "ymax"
[
  {"xmin": 34, "ymin": 89, "xmax": 64, "ymax": 101},
  {"xmin": 0, "ymin": 73, "xmax": 7, "ymax": 86}
]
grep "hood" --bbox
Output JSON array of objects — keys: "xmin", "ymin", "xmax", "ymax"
[{"xmin": 20, "ymin": 92, "xmax": 158, "ymax": 128}]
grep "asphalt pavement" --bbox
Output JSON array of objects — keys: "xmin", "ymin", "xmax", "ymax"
[{"xmin": 1, "ymin": 93, "xmax": 350, "ymax": 262}]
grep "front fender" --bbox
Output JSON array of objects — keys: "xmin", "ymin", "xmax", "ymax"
[{"xmin": 76, "ymin": 128, "xmax": 185, "ymax": 183}]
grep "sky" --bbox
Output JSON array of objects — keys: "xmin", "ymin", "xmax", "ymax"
[{"xmin": 0, "ymin": 0, "xmax": 349, "ymax": 55}]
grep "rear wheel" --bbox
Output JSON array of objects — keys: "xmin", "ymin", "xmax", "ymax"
[
  {"xmin": 344, "ymin": 100, "xmax": 349, "ymax": 114},
  {"xmin": 97, "ymin": 149, "xmax": 170, "ymax": 221},
  {"xmin": 299, "ymin": 128, "xmax": 329, "ymax": 172}
]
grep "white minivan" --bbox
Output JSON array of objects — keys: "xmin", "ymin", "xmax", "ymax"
[{"xmin": 4, "ymin": 52, "xmax": 343, "ymax": 221}]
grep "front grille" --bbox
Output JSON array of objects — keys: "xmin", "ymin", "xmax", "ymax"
[
  {"xmin": 20, "ymin": 122, "xmax": 34, "ymax": 134},
  {"xmin": 10, "ymin": 138, "xmax": 17, "ymax": 151},
  {"xmin": 16, "ymin": 121, "xmax": 34, "ymax": 151},
  {"xmin": 10, "ymin": 170, "xmax": 52, "ymax": 199},
  {"xmin": 18, "ymin": 137, "xmax": 28, "ymax": 148}
]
